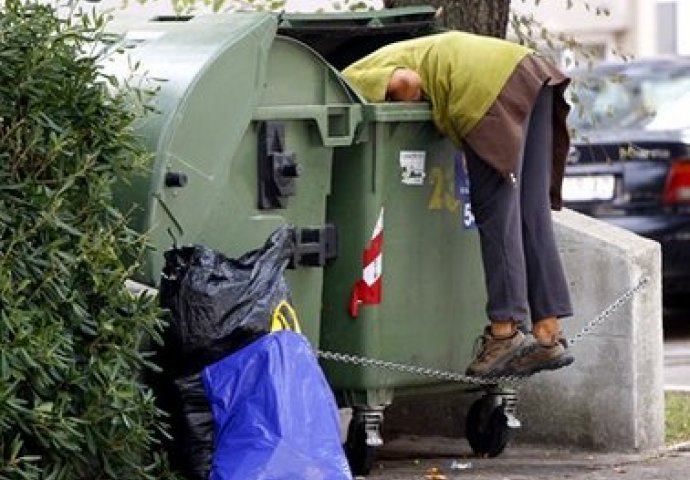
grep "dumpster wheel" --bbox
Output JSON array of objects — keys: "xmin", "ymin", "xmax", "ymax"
[
  {"xmin": 345, "ymin": 407, "xmax": 384, "ymax": 476},
  {"xmin": 465, "ymin": 391, "xmax": 518, "ymax": 458}
]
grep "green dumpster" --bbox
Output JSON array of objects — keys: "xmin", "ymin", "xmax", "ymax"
[
  {"xmin": 279, "ymin": 8, "xmax": 518, "ymax": 475},
  {"xmin": 322, "ymin": 102, "xmax": 490, "ymax": 472},
  {"xmin": 109, "ymin": 13, "xmax": 362, "ymax": 344},
  {"xmin": 108, "ymin": 9, "xmax": 522, "ymax": 475},
  {"xmin": 323, "ymin": 104, "xmax": 489, "ymax": 386}
]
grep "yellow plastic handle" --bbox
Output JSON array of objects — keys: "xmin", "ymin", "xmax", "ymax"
[{"xmin": 270, "ymin": 300, "xmax": 302, "ymax": 334}]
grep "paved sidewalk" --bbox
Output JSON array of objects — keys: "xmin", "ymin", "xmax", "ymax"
[{"xmin": 363, "ymin": 436, "xmax": 690, "ymax": 479}]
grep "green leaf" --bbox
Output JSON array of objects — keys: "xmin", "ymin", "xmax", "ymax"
[{"xmin": 0, "ymin": 1, "xmax": 168, "ymax": 477}]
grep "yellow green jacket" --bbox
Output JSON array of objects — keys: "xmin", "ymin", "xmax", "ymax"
[{"xmin": 342, "ymin": 31, "xmax": 532, "ymax": 146}]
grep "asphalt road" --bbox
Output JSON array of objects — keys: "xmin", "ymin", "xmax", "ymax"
[{"xmin": 664, "ymin": 303, "xmax": 690, "ymax": 391}]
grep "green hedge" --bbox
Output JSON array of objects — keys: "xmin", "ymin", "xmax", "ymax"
[{"xmin": 0, "ymin": 1, "xmax": 174, "ymax": 478}]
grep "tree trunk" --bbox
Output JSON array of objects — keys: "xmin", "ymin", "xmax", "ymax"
[{"xmin": 384, "ymin": 0, "xmax": 511, "ymax": 38}]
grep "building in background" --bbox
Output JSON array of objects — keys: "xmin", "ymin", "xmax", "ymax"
[{"xmin": 510, "ymin": 0, "xmax": 690, "ymax": 66}]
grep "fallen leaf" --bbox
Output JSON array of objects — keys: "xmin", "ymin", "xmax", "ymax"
[{"xmin": 424, "ymin": 466, "xmax": 448, "ymax": 480}]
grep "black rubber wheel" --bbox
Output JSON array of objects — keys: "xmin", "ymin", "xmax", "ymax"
[
  {"xmin": 465, "ymin": 397, "xmax": 511, "ymax": 457},
  {"xmin": 344, "ymin": 418, "xmax": 378, "ymax": 476}
]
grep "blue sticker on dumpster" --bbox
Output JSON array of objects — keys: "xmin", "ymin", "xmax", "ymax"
[{"xmin": 454, "ymin": 151, "xmax": 476, "ymax": 230}]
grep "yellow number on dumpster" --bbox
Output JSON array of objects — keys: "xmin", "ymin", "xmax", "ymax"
[{"xmin": 427, "ymin": 166, "xmax": 459, "ymax": 213}]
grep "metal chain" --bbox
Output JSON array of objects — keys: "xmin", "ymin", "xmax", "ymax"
[
  {"xmin": 566, "ymin": 275, "xmax": 650, "ymax": 347},
  {"xmin": 317, "ymin": 349, "xmax": 508, "ymax": 386},
  {"xmin": 317, "ymin": 276, "xmax": 650, "ymax": 386}
]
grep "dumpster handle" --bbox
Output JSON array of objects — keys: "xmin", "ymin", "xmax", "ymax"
[
  {"xmin": 253, "ymin": 105, "xmax": 362, "ymax": 147},
  {"xmin": 153, "ymin": 193, "xmax": 184, "ymax": 237}
]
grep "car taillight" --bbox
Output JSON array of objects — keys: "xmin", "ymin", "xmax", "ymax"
[{"xmin": 663, "ymin": 158, "xmax": 690, "ymax": 205}]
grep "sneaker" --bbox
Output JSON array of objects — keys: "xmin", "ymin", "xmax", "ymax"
[
  {"xmin": 504, "ymin": 336, "xmax": 574, "ymax": 377},
  {"xmin": 465, "ymin": 326, "xmax": 527, "ymax": 378}
]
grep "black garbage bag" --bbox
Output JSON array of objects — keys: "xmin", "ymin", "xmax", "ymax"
[
  {"xmin": 158, "ymin": 225, "xmax": 295, "ymax": 377},
  {"xmin": 156, "ymin": 372, "xmax": 215, "ymax": 480},
  {"xmin": 150, "ymin": 226, "xmax": 296, "ymax": 478}
]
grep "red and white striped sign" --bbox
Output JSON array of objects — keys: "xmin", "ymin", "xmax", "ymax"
[{"xmin": 349, "ymin": 208, "xmax": 384, "ymax": 318}]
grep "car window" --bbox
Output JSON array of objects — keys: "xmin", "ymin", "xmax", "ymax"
[
  {"xmin": 568, "ymin": 64, "xmax": 690, "ymax": 131},
  {"xmin": 647, "ymin": 90, "xmax": 690, "ymax": 130}
]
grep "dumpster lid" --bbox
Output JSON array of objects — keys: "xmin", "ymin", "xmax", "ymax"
[
  {"xmin": 278, "ymin": 5, "xmax": 437, "ymax": 28},
  {"xmin": 277, "ymin": 6, "xmax": 439, "ymax": 70}
]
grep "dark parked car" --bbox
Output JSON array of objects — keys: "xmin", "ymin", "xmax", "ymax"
[{"xmin": 563, "ymin": 57, "xmax": 690, "ymax": 304}]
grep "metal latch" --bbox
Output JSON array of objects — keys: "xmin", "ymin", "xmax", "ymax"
[
  {"xmin": 290, "ymin": 224, "xmax": 337, "ymax": 268},
  {"xmin": 258, "ymin": 121, "xmax": 301, "ymax": 209}
]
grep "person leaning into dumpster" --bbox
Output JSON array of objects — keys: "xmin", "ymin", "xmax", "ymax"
[{"xmin": 342, "ymin": 31, "xmax": 575, "ymax": 378}]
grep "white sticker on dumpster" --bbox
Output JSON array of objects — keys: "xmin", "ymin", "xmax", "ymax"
[{"xmin": 399, "ymin": 151, "xmax": 426, "ymax": 185}]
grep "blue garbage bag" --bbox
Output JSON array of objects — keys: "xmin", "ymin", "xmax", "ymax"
[{"xmin": 202, "ymin": 330, "xmax": 352, "ymax": 480}]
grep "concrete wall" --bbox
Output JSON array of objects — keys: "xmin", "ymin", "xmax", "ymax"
[
  {"xmin": 385, "ymin": 209, "xmax": 665, "ymax": 452},
  {"xmin": 515, "ymin": 209, "xmax": 664, "ymax": 450}
]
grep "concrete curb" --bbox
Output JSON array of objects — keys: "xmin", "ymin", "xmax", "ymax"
[
  {"xmin": 515, "ymin": 209, "xmax": 665, "ymax": 450},
  {"xmin": 669, "ymin": 441, "xmax": 690, "ymax": 452},
  {"xmin": 665, "ymin": 386, "xmax": 690, "ymax": 394}
]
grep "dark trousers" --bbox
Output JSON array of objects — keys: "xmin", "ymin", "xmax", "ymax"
[{"xmin": 464, "ymin": 86, "xmax": 572, "ymax": 325}]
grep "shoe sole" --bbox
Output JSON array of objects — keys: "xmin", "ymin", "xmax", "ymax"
[
  {"xmin": 467, "ymin": 342, "xmax": 575, "ymax": 380},
  {"xmin": 466, "ymin": 354, "xmax": 532, "ymax": 379},
  {"xmin": 465, "ymin": 345, "xmax": 528, "ymax": 379},
  {"xmin": 506, "ymin": 340, "xmax": 575, "ymax": 377},
  {"xmin": 511, "ymin": 353, "xmax": 574, "ymax": 377}
]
